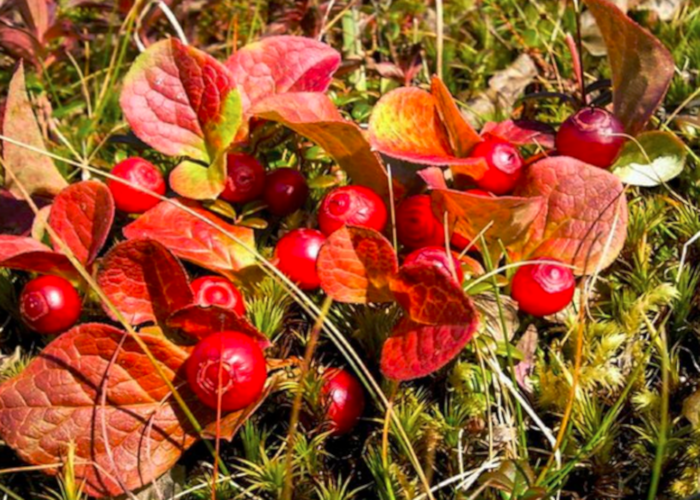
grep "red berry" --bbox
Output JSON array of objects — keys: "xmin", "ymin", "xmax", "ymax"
[
  {"xmin": 511, "ymin": 258, "xmax": 575, "ymax": 317},
  {"xmin": 263, "ymin": 168, "xmax": 309, "ymax": 216},
  {"xmin": 321, "ymin": 368, "xmax": 365, "ymax": 435},
  {"xmin": 107, "ymin": 157, "xmax": 166, "ymax": 213},
  {"xmin": 556, "ymin": 108, "xmax": 625, "ymax": 168},
  {"xmin": 219, "ymin": 153, "xmax": 266, "ymax": 204},
  {"xmin": 19, "ymin": 276, "xmax": 81, "ymax": 334},
  {"xmin": 450, "ymin": 190, "xmax": 495, "ymax": 251},
  {"xmin": 274, "ymin": 229, "xmax": 326, "ymax": 290},
  {"xmin": 191, "ymin": 276, "xmax": 246, "ymax": 316},
  {"xmin": 318, "ymin": 185, "xmax": 388, "ymax": 236},
  {"xmin": 186, "ymin": 331, "xmax": 267, "ymax": 412},
  {"xmin": 396, "ymin": 195, "xmax": 445, "ymax": 250},
  {"xmin": 471, "ymin": 137, "xmax": 524, "ymax": 195},
  {"xmin": 404, "ymin": 246, "xmax": 464, "ymax": 283}
]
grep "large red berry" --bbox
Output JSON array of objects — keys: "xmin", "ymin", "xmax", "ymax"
[
  {"xmin": 322, "ymin": 368, "xmax": 365, "ymax": 435},
  {"xmin": 19, "ymin": 276, "xmax": 81, "ymax": 334},
  {"xmin": 404, "ymin": 246, "xmax": 464, "ymax": 283},
  {"xmin": 107, "ymin": 157, "xmax": 166, "ymax": 213},
  {"xmin": 220, "ymin": 153, "xmax": 266, "ymax": 204},
  {"xmin": 471, "ymin": 136, "xmax": 524, "ymax": 195},
  {"xmin": 318, "ymin": 185, "xmax": 388, "ymax": 236},
  {"xmin": 511, "ymin": 258, "xmax": 575, "ymax": 317},
  {"xmin": 186, "ymin": 331, "xmax": 267, "ymax": 412},
  {"xmin": 396, "ymin": 195, "xmax": 445, "ymax": 250},
  {"xmin": 191, "ymin": 276, "xmax": 246, "ymax": 316},
  {"xmin": 274, "ymin": 228, "xmax": 326, "ymax": 290},
  {"xmin": 555, "ymin": 107, "xmax": 625, "ymax": 168},
  {"xmin": 263, "ymin": 168, "xmax": 309, "ymax": 216},
  {"xmin": 450, "ymin": 189, "xmax": 494, "ymax": 251}
]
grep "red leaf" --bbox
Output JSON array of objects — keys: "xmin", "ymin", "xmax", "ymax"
[
  {"xmin": 367, "ymin": 87, "xmax": 487, "ymax": 180},
  {"xmin": 431, "ymin": 76, "xmax": 481, "ymax": 157},
  {"xmin": 0, "ymin": 324, "xmax": 194, "ymax": 497},
  {"xmin": 417, "ymin": 167, "xmax": 448, "ymax": 190},
  {"xmin": 225, "ymin": 35, "xmax": 341, "ymax": 112},
  {"xmin": 3, "ymin": 61, "xmax": 67, "ymax": 197},
  {"xmin": 430, "ymin": 189, "xmax": 544, "ymax": 254},
  {"xmin": 583, "ymin": 0, "xmax": 674, "ymax": 135},
  {"xmin": 96, "ymin": 239, "xmax": 192, "ymax": 326},
  {"xmin": 317, "ymin": 226, "xmax": 398, "ymax": 303},
  {"xmin": 513, "ymin": 156, "xmax": 628, "ymax": 275},
  {"xmin": 381, "ymin": 318, "xmax": 477, "ymax": 381},
  {"xmin": 48, "ymin": 181, "xmax": 114, "ymax": 265},
  {"xmin": 251, "ymin": 92, "xmax": 397, "ymax": 200},
  {"xmin": 481, "ymin": 120, "xmax": 556, "ymax": 149},
  {"xmin": 391, "ymin": 263, "xmax": 478, "ymax": 325},
  {"xmin": 120, "ymin": 38, "xmax": 241, "ymax": 164},
  {"xmin": 166, "ymin": 304, "xmax": 271, "ymax": 349},
  {"xmin": 123, "ymin": 199, "xmax": 257, "ymax": 278},
  {"xmin": 0, "ymin": 25, "xmax": 43, "ymax": 66},
  {"xmin": 0, "ymin": 235, "xmax": 75, "ymax": 277}
]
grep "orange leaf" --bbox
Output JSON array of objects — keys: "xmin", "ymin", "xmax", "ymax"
[
  {"xmin": 431, "ymin": 76, "xmax": 481, "ymax": 157},
  {"xmin": 317, "ymin": 226, "xmax": 398, "ymax": 303}
]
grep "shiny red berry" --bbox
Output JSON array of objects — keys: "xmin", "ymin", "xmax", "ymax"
[
  {"xmin": 396, "ymin": 195, "xmax": 445, "ymax": 250},
  {"xmin": 450, "ymin": 190, "xmax": 494, "ymax": 251},
  {"xmin": 404, "ymin": 246, "xmax": 464, "ymax": 283},
  {"xmin": 471, "ymin": 137, "xmax": 524, "ymax": 195},
  {"xmin": 263, "ymin": 168, "xmax": 309, "ymax": 216},
  {"xmin": 191, "ymin": 276, "xmax": 246, "ymax": 316},
  {"xmin": 511, "ymin": 258, "xmax": 575, "ymax": 317},
  {"xmin": 274, "ymin": 228, "xmax": 326, "ymax": 290},
  {"xmin": 219, "ymin": 153, "xmax": 266, "ymax": 204},
  {"xmin": 107, "ymin": 157, "xmax": 166, "ymax": 213},
  {"xmin": 322, "ymin": 368, "xmax": 365, "ymax": 435},
  {"xmin": 186, "ymin": 331, "xmax": 267, "ymax": 412},
  {"xmin": 555, "ymin": 108, "xmax": 625, "ymax": 168},
  {"xmin": 19, "ymin": 276, "xmax": 81, "ymax": 334},
  {"xmin": 318, "ymin": 185, "xmax": 388, "ymax": 236}
]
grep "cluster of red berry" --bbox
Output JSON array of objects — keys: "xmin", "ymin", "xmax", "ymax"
[{"xmin": 15, "ymin": 105, "xmax": 624, "ymax": 434}]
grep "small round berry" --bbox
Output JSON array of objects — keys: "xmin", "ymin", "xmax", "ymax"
[
  {"xmin": 107, "ymin": 157, "xmax": 166, "ymax": 213},
  {"xmin": 555, "ymin": 107, "xmax": 626, "ymax": 168},
  {"xmin": 274, "ymin": 228, "xmax": 326, "ymax": 290},
  {"xmin": 19, "ymin": 276, "xmax": 81, "ymax": 334},
  {"xmin": 318, "ymin": 185, "xmax": 388, "ymax": 236},
  {"xmin": 191, "ymin": 276, "xmax": 246, "ymax": 316},
  {"xmin": 450, "ymin": 190, "xmax": 495, "ymax": 251},
  {"xmin": 511, "ymin": 258, "xmax": 575, "ymax": 317},
  {"xmin": 404, "ymin": 246, "xmax": 464, "ymax": 283},
  {"xmin": 263, "ymin": 168, "xmax": 309, "ymax": 216},
  {"xmin": 219, "ymin": 153, "xmax": 266, "ymax": 204},
  {"xmin": 186, "ymin": 331, "xmax": 267, "ymax": 412},
  {"xmin": 471, "ymin": 137, "xmax": 524, "ymax": 195},
  {"xmin": 321, "ymin": 368, "xmax": 365, "ymax": 435},
  {"xmin": 396, "ymin": 195, "xmax": 445, "ymax": 250}
]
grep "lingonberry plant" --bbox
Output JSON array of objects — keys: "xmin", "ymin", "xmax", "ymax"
[{"xmin": 0, "ymin": 0, "xmax": 687, "ymax": 497}]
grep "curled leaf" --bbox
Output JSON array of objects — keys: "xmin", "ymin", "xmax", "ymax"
[
  {"xmin": 513, "ymin": 156, "xmax": 628, "ymax": 275},
  {"xmin": 317, "ymin": 226, "xmax": 398, "ymax": 303},
  {"xmin": 166, "ymin": 304, "xmax": 271, "ymax": 349},
  {"xmin": 252, "ymin": 92, "xmax": 395, "ymax": 199},
  {"xmin": 431, "ymin": 76, "xmax": 481, "ymax": 156},
  {"xmin": 0, "ymin": 235, "xmax": 75, "ymax": 277},
  {"xmin": 97, "ymin": 239, "xmax": 192, "ymax": 326},
  {"xmin": 583, "ymin": 0, "xmax": 675, "ymax": 135},
  {"xmin": 612, "ymin": 130, "xmax": 686, "ymax": 186},
  {"xmin": 48, "ymin": 181, "xmax": 114, "ymax": 265},
  {"xmin": 481, "ymin": 120, "xmax": 556, "ymax": 149},
  {"xmin": 123, "ymin": 199, "xmax": 256, "ymax": 278}
]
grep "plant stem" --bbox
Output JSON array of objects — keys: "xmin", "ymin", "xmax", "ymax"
[{"xmin": 647, "ymin": 316, "xmax": 669, "ymax": 500}]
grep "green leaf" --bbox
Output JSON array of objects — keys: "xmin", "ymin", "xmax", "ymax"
[{"xmin": 612, "ymin": 131, "xmax": 686, "ymax": 187}]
